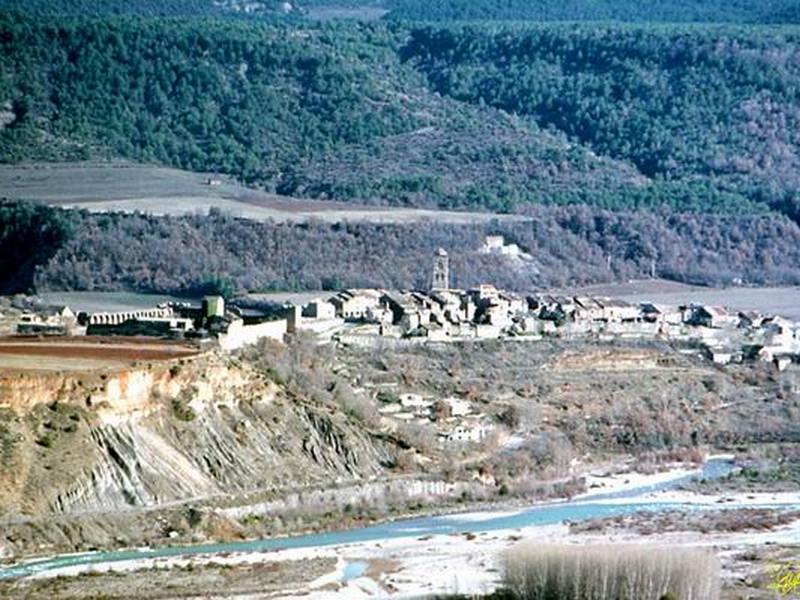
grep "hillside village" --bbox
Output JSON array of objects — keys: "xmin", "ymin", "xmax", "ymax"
[
  {"xmin": 4, "ymin": 237, "xmax": 799, "ymax": 448},
  {"xmin": 8, "ymin": 237, "xmax": 800, "ymax": 370}
]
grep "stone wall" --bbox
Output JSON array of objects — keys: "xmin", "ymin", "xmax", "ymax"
[{"xmin": 218, "ymin": 319, "xmax": 288, "ymax": 351}]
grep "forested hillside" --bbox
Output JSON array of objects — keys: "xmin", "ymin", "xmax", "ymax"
[
  {"xmin": 3, "ymin": 12, "xmax": 800, "ymax": 217},
  {"xmin": 385, "ymin": 0, "xmax": 800, "ymax": 24},
  {"xmin": 7, "ymin": 0, "xmax": 799, "ymax": 23},
  {"xmin": 403, "ymin": 25, "xmax": 800, "ymax": 219},
  {"xmin": 0, "ymin": 12, "xmax": 664, "ymax": 213},
  {"xmin": 0, "ymin": 15, "xmax": 416, "ymax": 180},
  {"xmin": 0, "ymin": 0, "xmax": 289, "ymax": 17}
]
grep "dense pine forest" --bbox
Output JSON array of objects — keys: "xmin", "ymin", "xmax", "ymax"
[
  {"xmin": 5, "ymin": 0, "xmax": 800, "ymax": 24},
  {"xmin": 402, "ymin": 25, "xmax": 800, "ymax": 220},
  {"xmin": 0, "ymin": 0, "xmax": 292, "ymax": 17},
  {"xmin": 385, "ymin": 0, "xmax": 800, "ymax": 24},
  {"xmin": 0, "ymin": 12, "xmax": 651, "ymax": 213},
  {"xmin": 3, "ymin": 12, "xmax": 800, "ymax": 216}
]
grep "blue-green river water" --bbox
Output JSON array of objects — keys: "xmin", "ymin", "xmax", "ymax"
[{"xmin": 2, "ymin": 458, "xmax": 796, "ymax": 580}]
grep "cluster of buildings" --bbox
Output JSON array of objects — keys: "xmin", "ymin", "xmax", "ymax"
[
  {"xmin": 289, "ymin": 248, "xmax": 800, "ymax": 372},
  {"xmin": 16, "ymin": 305, "xmax": 79, "ymax": 336},
  {"xmin": 314, "ymin": 282, "xmax": 800, "ymax": 370},
  {"xmin": 324, "ymin": 283, "xmax": 527, "ymax": 341},
  {"xmin": 15, "ymin": 295, "xmax": 290, "ymax": 351},
  {"xmin": 374, "ymin": 390, "xmax": 493, "ymax": 444},
  {"xmin": 11, "ymin": 242, "xmax": 800, "ymax": 371}
]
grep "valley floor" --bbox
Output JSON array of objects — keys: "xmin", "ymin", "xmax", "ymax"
[
  {"xmin": 1, "ymin": 332, "xmax": 799, "ymax": 598},
  {"xmin": 2, "ymin": 464, "xmax": 799, "ymax": 599}
]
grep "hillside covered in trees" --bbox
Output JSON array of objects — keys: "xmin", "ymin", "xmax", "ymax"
[
  {"xmin": 5, "ymin": 0, "xmax": 800, "ymax": 24},
  {"xmin": 2, "ymin": 7, "xmax": 800, "ymax": 294},
  {"xmin": 2, "ymin": 200, "xmax": 799, "ymax": 296},
  {"xmin": 0, "ymin": 0, "xmax": 296, "ymax": 17},
  {"xmin": 385, "ymin": 0, "xmax": 800, "ymax": 24},
  {"xmin": 2, "ymin": 11, "xmax": 800, "ymax": 217},
  {"xmin": 402, "ymin": 24, "xmax": 800, "ymax": 220},
  {"xmin": 0, "ymin": 11, "xmax": 653, "ymax": 213}
]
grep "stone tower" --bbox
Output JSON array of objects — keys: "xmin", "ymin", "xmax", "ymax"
[{"xmin": 432, "ymin": 248, "xmax": 449, "ymax": 290}]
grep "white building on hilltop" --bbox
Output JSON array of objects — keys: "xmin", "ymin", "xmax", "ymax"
[{"xmin": 480, "ymin": 235, "xmax": 522, "ymax": 258}]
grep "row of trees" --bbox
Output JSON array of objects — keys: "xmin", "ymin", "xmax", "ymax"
[{"xmin": 0, "ymin": 201, "xmax": 72, "ymax": 294}]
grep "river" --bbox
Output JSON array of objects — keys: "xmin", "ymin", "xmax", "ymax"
[{"xmin": 6, "ymin": 457, "xmax": 798, "ymax": 581}]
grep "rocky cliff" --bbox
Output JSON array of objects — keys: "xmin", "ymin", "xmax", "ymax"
[{"xmin": 0, "ymin": 353, "xmax": 392, "ymax": 520}]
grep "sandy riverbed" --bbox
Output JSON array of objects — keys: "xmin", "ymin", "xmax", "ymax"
[
  {"xmin": 14, "ymin": 460, "xmax": 799, "ymax": 599},
  {"xmin": 26, "ymin": 505, "xmax": 800, "ymax": 599}
]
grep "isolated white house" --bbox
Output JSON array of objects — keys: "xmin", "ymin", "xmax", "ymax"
[
  {"xmin": 443, "ymin": 397, "xmax": 472, "ymax": 417},
  {"xmin": 445, "ymin": 424, "xmax": 489, "ymax": 443}
]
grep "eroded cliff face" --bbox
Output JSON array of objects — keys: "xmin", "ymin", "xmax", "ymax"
[
  {"xmin": 0, "ymin": 354, "xmax": 391, "ymax": 520},
  {"xmin": 0, "ymin": 357, "xmax": 255, "ymax": 416}
]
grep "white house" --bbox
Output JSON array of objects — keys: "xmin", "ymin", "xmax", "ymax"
[
  {"xmin": 443, "ymin": 397, "xmax": 472, "ymax": 417},
  {"xmin": 304, "ymin": 299, "xmax": 337, "ymax": 321},
  {"xmin": 574, "ymin": 297, "xmax": 605, "ymax": 322},
  {"xmin": 445, "ymin": 424, "xmax": 490, "ymax": 443},
  {"xmin": 596, "ymin": 298, "xmax": 639, "ymax": 323},
  {"xmin": 400, "ymin": 393, "xmax": 432, "ymax": 413},
  {"xmin": 480, "ymin": 235, "xmax": 521, "ymax": 258},
  {"xmin": 688, "ymin": 305, "xmax": 736, "ymax": 328},
  {"xmin": 329, "ymin": 289, "xmax": 382, "ymax": 321},
  {"xmin": 640, "ymin": 303, "xmax": 683, "ymax": 326}
]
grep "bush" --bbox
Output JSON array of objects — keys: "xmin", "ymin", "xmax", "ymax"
[
  {"xmin": 36, "ymin": 433, "xmax": 54, "ymax": 448},
  {"xmin": 396, "ymin": 422, "xmax": 438, "ymax": 454},
  {"xmin": 377, "ymin": 391, "xmax": 400, "ymax": 404},
  {"xmin": 334, "ymin": 384, "xmax": 380, "ymax": 427},
  {"xmin": 503, "ymin": 544, "xmax": 720, "ymax": 600},
  {"xmin": 171, "ymin": 398, "xmax": 197, "ymax": 422}
]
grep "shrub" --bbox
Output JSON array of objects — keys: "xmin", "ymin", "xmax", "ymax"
[
  {"xmin": 396, "ymin": 422, "xmax": 438, "ymax": 454},
  {"xmin": 171, "ymin": 398, "xmax": 197, "ymax": 422},
  {"xmin": 36, "ymin": 433, "xmax": 54, "ymax": 448},
  {"xmin": 502, "ymin": 544, "xmax": 720, "ymax": 600},
  {"xmin": 377, "ymin": 391, "xmax": 400, "ymax": 404},
  {"xmin": 335, "ymin": 385, "xmax": 380, "ymax": 427}
]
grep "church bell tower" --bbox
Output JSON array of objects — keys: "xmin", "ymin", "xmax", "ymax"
[{"xmin": 432, "ymin": 248, "xmax": 449, "ymax": 290}]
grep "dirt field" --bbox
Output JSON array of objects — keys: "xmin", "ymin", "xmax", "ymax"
[
  {"xmin": 0, "ymin": 557, "xmax": 339, "ymax": 599},
  {"xmin": 556, "ymin": 279, "xmax": 707, "ymax": 297},
  {"xmin": 0, "ymin": 161, "xmax": 526, "ymax": 225},
  {"xmin": 0, "ymin": 337, "xmax": 200, "ymax": 371}
]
